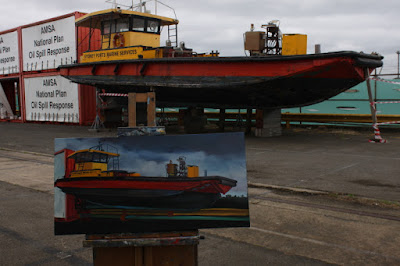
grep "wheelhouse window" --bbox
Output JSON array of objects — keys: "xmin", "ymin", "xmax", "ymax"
[
  {"xmin": 147, "ymin": 19, "xmax": 160, "ymax": 33},
  {"xmin": 102, "ymin": 20, "xmax": 115, "ymax": 35},
  {"xmin": 132, "ymin": 18, "xmax": 145, "ymax": 32},
  {"xmin": 92, "ymin": 152, "xmax": 109, "ymax": 163},
  {"xmin": 74, "ymin": 152, "xmax": 109, "ymax": 163},
  {"xmin": 102, "ymin": 16, "xmax": 162, "ymax": 34},
  {"xmin": 116, "ymin": 18, "xmax": 130, "ymax": 32}
]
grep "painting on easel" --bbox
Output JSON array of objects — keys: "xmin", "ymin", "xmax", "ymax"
[{"xmin": 54, "ymin": 132, "xmax": 250, "ymax": 235}]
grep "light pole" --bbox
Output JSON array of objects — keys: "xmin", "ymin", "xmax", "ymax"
[{"xmin": 397, "ymin": 51, "xmax": 400, "ymax": 79}]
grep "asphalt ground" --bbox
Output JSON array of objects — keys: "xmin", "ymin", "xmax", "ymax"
[
  {"xmin": 0, "ymin": 122, "xmax": 400, "ymax": 265},
  {"xmin": 0, "ymin": 147, "xmax": 329, "ymax": 265},
  {"xmin": 1, "ymin": 181, "xmax": 333, "ymax": 266},
  {"xmin": 0, "ymin": 122, "xmax": 399, "ymax": 202}
]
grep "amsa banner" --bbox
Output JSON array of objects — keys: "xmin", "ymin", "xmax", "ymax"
[
  {"xmin": 25, "ymin": 75, "xmax": 80, "ymax": 123},
  {"xmin": 0, "ymin": 31, "xmax": 19, "ymax": 75},
  {"xmin": 22, "ymin": 16, "xmax": 76, "ymax": 71}
]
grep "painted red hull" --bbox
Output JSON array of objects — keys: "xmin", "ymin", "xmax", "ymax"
[
  {"xmin": 55, "ymin": 176, "xmax": 235, "ymax": 194},
  {"xmin": 59, "ymin": 51, "xmax": 383, "ymax": 108},
  {"xmin": 55, "ymin": 176, "xmax": 237, "ymax": 210}
]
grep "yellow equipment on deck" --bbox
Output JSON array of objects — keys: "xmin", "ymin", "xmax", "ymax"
[
  {"xmin": 187, "ymin": 166, "xmax": 199, "ymax": 178},
  {"xmin": 244, "ymin": 21, "xmax": 307, "ymax": 56},
  {"xmin": 282, "ymin": 34, "xmax": 307, "ymax": 55}
]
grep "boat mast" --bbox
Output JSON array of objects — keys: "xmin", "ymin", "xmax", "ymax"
[
  {"xmin": 105, "ymin": 0, "xmax": 177, "ymax": 19},
  {"xmin": 139, "ymin": 0, "xmax": 143, "ymax": 12}
]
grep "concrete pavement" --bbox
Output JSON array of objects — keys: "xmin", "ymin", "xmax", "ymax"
[{"xmin": 0, "ymin": 122, "xmax": 400, "ymax": 264}]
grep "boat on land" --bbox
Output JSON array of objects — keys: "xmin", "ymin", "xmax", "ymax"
[
  {"xmin": 58, "ymin": 1, "xmax": 383, "ymax": 109},
  {"xmin": 54, "ymin": 145, "xmax": 237, "ymax": 210}
]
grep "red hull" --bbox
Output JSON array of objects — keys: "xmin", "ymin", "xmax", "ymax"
[{"xmin": 59, "ymin": 51, "xmax": 383, "ymax": 108}]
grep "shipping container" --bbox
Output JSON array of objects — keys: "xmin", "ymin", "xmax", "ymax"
[
  {"xmin": 0, "ymin": 27, "xmax": 22, "ymax": 121},
  {"xmin": 0, "ymin": 12, "xmax": 101, "ymax": 125}
]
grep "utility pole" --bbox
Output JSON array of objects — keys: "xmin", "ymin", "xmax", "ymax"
[{"xmin": 397, "ymin": 51, "xmax": 400, "ymax": 79}]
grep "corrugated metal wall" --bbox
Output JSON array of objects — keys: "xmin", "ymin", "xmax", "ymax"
[
  {"xmin": 75, "ymin": 12, "xmax": 101, "ymax": 125},
  {"xmin": 75, "ymin": 12, "xmax": 102, "ymax": 62},
  {"xmin": 79, "ymin": 84, "xmax": 96, "ymax": 125}
]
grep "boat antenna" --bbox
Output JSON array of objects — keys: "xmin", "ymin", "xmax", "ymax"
[
  {"xmin": 105, "ymin": 0, "xmax": 177, "ymax": 19},
  {"xmin": 139, "ymin": 0, "xmax": 144, "ymax": 12},
  {"xmin": 106, "ymin": 0, "xmax": 120, "ymax": 9},
  {"xmin": 89, "ymin": 141, "xmax": 105, "ymax": 151}
]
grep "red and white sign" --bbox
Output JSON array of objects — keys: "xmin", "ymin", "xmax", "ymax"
[
  {"xmin": 24, "ymin": 75, "xmax": 79, "ymax": 123},
  {"xmin": 0, "ymin": 31, "xmax": 19, "ymax": 75},
  {"xmin": 22, "ymin": 16, "xmax": 76, "ymax": 71}
]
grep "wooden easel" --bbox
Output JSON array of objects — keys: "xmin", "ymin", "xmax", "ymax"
[
  {"xmin": 86, "ymin": 91, "xmax": 199, "ymax": 265},
  {"xmin": 85, "ymin": 231, "xmax": 199, "ymax": 266}
]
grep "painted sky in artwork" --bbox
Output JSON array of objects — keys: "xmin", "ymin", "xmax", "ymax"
[{"xmin": 55, "ymin": 132, "xmax": 247, "ymax": 196}]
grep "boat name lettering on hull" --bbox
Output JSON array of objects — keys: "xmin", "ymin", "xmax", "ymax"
[
  {"xmin": 82, "ymin": 48, "xmax": 139, "ymax": 62},
  {"xmin": 107, "ymin": 51, "xmax": 119, "ymax": 57},
  {"xmin": 119, "ymin": 49, "xmax": 137, "ymax": 56}
]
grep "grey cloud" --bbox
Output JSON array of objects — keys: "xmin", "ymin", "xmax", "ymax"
[{"xmin": 1, "ymin": 0, "xmax": 398, "ymax": 72}]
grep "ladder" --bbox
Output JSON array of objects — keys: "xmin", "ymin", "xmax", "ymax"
[{"xmin": 168, "ymin": 24, "xmax": 178, "ymax": 47}]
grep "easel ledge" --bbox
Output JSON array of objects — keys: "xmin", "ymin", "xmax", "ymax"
[{"xmin": 84, "ymin": 231, "xmax": 200, "ymax": 247}]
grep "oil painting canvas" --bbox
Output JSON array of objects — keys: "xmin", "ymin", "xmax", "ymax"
[{"xmin": 54, "ymin": 133, "xmax": 249, "ymax": 235}]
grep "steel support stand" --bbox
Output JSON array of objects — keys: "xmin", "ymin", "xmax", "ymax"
[{"xmin": 89, "ymin": 89, "xmax": 105, "ymax": 132}]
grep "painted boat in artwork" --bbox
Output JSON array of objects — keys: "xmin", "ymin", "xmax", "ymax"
[
  {"xmin": 55, "ymin": 176, "xmax": 236, "ymax": 210},
  {"xmin": 54, "ymin": 147, "xmax": 237, "ymax": 210},
  {"xmin": 57, "ymin": 4, "xmax": 384, "ymax": 109}
]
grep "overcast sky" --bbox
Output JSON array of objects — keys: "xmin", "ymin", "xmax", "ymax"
[{"xmin": 1, "ymin": 0, "xmax": 399, "ymax": 75}]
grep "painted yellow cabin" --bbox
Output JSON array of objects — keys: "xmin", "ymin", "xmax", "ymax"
[{"xmin": 68, "ymin": 149, "xmax": 140, "ymax": 178}]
